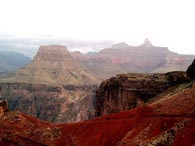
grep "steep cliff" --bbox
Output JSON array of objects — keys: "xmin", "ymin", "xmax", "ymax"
[
  {"xmin": 0, "ymin": 45, "xmax": 99, "ymax": 123},
  {"xmin": 0, "ymin": 83, "xmax": 97, "ymax": 123},
  {"xmin": 1, "ymin": 80, "xmax": 195, "ymax": 146},
  {"xmin": 95, "ymin": 71, "xmax": 187, "ymax": 116}
]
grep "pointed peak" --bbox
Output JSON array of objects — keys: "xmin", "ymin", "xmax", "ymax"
[{"xmin": 142, "ymin": 38, "xmax": 153, "ymax": 47}]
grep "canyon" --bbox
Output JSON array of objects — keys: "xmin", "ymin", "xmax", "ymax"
[
  {"xmin": 0, "ymin": 40, "xmax": 194, "ymax": 124},
  {"xmin": 0, "ymin": 45, "xmax": 98, "ymax": 123},
  {"xmin": 0, "ymin": 47, "xmax": 195, "ymax": 145},
  {"xmin": 0, "ymin": 83, "xmax": 97, "ymax": 123},
  {"xmin": 0, "ymin": 74, "xmax": 195, "ymax": 146}
]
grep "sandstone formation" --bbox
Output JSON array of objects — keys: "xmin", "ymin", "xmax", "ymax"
[
  {"xmin": 71, "ymin": 39, "xmax": 195, "ymax": 79},
  {"xmin": 95, "ymin": 71, "xmax": 187, "ymax": 116},
  {"xmin": 0, "ymin": 45, "xmax": 98, "ymax": 123},
  {"xmin": 1, "ymin": 79, "xmax": 195, "ymax": 146},
  {"xmin": 1, "ymin": 45, "xmax": 98, "ymax": 85}
]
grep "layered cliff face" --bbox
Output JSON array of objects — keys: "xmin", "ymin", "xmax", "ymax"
[
  {"xmin": 0, "ymin": 42, "xmax": 193, "ymax": 124},
  {"xmin": 95, "ymin": 71, "xmax": 187, "ymax": 116},
  {"xmin": 1, "ymin": 59, "xmax": 195, "ymax": 146},
  {"xmin": 1, "ymin": 45, "xmax": 98, "ymax": 85},
  {"xmin": 1, "ymin": 80, "xmax": 195, "ymax": 146},
  {"xmin": 71, "ymin": 39, "xmax": 195, "ymax": 79},
  {"xmin": 0, "ymin": 83, "xmax": 97, "ymax": 123},
  {"xmin": 0, "ymin": 45, "xmax": 99, "ymax": 123}
]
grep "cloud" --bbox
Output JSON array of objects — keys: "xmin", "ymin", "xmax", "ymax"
[
  {"xmin": 0, "ymin": 0, "xmax": 195, "ymax": 55},
  {"xmin": 0, "ymin": 32, "xmax": 114, "ymax": 58}
]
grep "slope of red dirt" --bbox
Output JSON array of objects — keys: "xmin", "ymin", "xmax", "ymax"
[
  {"xmin": 56, "ymin": 82, "xmax": 195, "ymax": 146},
  {"xmin": 1, "ymin": 81, "xmax": 195, "ymax": 146}
]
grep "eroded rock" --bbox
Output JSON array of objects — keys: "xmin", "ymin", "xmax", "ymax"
[{"xmin": 95, "ymin": 71, "xmax": 187, "ymax": 116}]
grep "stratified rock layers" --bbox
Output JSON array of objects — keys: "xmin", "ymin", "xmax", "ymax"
[
  {"xmin": 95, "ymin": 71, "xmax": 187, "ymax": 116},
  {"xmin": 72, "ymin": 39, "xmax": 195, "ymax": 79},
  {"xmin": 1, "ymin": 56, "xmax": 195, "ymax": 146},
  {"xmin": 1, "ymin": 79, "xmax": 195, "ymax": 146},
  {"xmin": 0, "ymin": 83, "xmax": 97, "ymax": 123},
  {"xmin": 0, "ymin": 45, "xmax": 99, "ymax": 123},
  {"xmin": 1, "ymin": 45, "xmax": 98, "ymax": 85}
]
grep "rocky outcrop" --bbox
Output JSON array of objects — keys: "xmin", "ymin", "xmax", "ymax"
[
  {"xmin": 1, "ymin": 80, "xmax": 195, "ymax": 146},
  {"xmin": 0, "ymin": 83, "xmax": 97, "ymax": 123},
  {"xmin": 187, "ymin": 58, "xmax": 195, "ymax": 80},
  {"xmin": 95, "ymin": 71, "xmax": 187, "ymax": 116}
]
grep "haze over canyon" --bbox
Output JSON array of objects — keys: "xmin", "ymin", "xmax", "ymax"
[{"xmin": 0, "ymin": 39, "xmax": 195, "ymax": 146}]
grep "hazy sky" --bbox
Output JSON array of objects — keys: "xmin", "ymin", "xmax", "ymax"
[{"xmin": 0, "ymin": 0, "xmax": 195, "ymax": 55}]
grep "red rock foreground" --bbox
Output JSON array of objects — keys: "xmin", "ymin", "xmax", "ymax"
[{"xmin": 1, "ymin": 81, "xmax": 195, "ymax": 146}]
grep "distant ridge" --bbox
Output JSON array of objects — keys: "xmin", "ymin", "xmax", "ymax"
[
  {"xmin": 0, "ymin": 45, "xmax": 98, "ymax": 85},
  {"xmin": 0, "ymin": 52, "xmax": 31, "ymax": 74},
  {"xmin": 71, "ymin": 39, "xmax": 195, "ymax": 79}
]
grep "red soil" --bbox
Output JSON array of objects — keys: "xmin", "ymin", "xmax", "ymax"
[{"xmin": 1, "ymin": 84, "xmax": 195, "ymax": 146}]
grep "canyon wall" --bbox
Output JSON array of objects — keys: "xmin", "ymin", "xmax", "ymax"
[
  {"xmin": 0, "ymin": 83, "xmax": 97, "ymax": 123},
  {"xmin": 0, "ymin": 45, "xmax": 99, "ymax": 123},
  {"xmin": 95, "ymin": 71, "xmax": 187, "ymax": 116},
  {"xmin": 0, "ymin": 42, "xmax": 194, "ymax": 123},
  {"xmin": 1, "ymin": 79, "xmax": 195, "ymax": 146}
]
